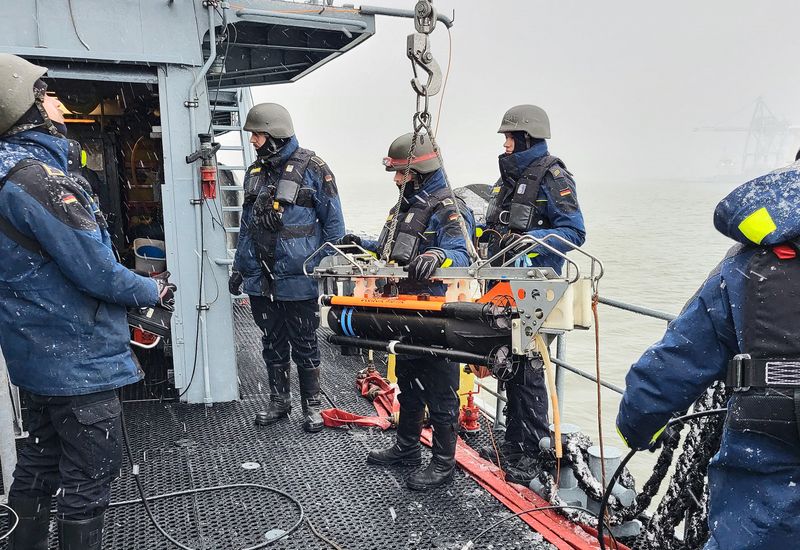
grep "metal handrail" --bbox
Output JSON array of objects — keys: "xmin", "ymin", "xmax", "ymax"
[
  {"xmin": 475, "ymin": 234, "xmax": 582, "ymax": 284},
  {"xmin": 598, "ymin": 296, "xmax": 677, "ymax": 322},
  {"xmin": 302, "ymin": 241, "xmax": 371, "ymax": 277},
  {"xmin": 476, "ymin": 295, "xmax": 678, "ymax": 424},
  {"xmin": 551, "ymin": 357, "xmax": 624, "ymax": 395}
]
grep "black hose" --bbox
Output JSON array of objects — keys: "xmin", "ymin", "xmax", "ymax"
[
  {"xmin": 596, "ymin": 408, "xmax": 729, "ymax": 550},
  {"xmin": 0, "ymin": 503, "xmax": 19, "ymax": 541},
  {"xmin": 119, "ymin": 408, "xmax": 305, "ymax": 550}
]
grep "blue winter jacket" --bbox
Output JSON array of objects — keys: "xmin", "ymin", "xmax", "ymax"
[
  {"xmin": 0, "ymin": 130, "xmax": 159, "ymax": 396},
  {"xmin": 233, "ymin": 137, "xmax": 345, "ymax": 300},
  {"xmin": 361, "ymin": 169, "xmax": 475, "ymax": 296},
  {"xmin": 617, "ymin": 163, "xmax": 800, "ymax": 549},
  {"xmin": 490, "ymin": 141, "xmax": 586, "ymax": 272}
]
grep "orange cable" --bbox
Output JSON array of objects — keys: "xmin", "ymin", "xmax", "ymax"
[
  {"xmin": 592, "ymin": 293, "xmax": 608, "ymax": 499},
  {"xmin": 434, "ymin": 26, "xmax": 453, "ymax": 136},
  {"xmin": 480, "ymin": 410, "xmax": 504, "ymax": 478}
]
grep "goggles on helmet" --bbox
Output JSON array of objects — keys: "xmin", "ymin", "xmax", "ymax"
[{"xmin": 382, "ymin": 151, "xmax": 438, "ymax": 169}]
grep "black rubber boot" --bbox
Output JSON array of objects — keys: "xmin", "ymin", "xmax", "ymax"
[
  {"xmin": 255, "ymin": 363, "xmax": 292, "ymax": 426},
  {"xmin": 406, "ymin": 423, "xmax": 458, "ymax": 491},
  {"xmin": 477, "ymin": 439, "xmax": 525, "ymax": 465},
  {"xmin": 367, "ymin": 408, "xmax": 425, "ymax": 466},
  {"xmin": 7, "ymin": 494, "xmax": 51, "ymax": 550},
  {"xmin": 58, "ymin": 514, "xmax": 104, "ymax": 550},
  {"xmin": 505, "ymin": 453, "xmax": 543, "ymax": 485},
  {"xmin": 298, "ymin": 367, "xmax": 324, "ymax": 433}
]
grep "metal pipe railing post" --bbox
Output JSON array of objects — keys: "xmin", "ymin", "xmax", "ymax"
[
  {"xmin": 555, "ymin": 334, "xmax": 566, "ymax": 417},
  {"xmin": 494, "ymin": 380, "xmax": 507, "ymax": 430},
  {"xmin": 0, "ymin": 348, "xmax": 17, "ymax": 501}
]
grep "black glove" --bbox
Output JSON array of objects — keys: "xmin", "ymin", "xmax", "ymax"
[
  {"xmin": 229, "ymin": 270, "xmax": 243, "ymax": 295},
  {"xmin": 648, "ymin": 423, "xmax": 681, "ymax": 453},
  {"xmin": 500, "ymin": 232, "xmax": 526, "ymax": 251},
  {"xmin": 152, "ymin": 271, "xmax": 177, "ymax": 310},
  {"xmin": 408, "ymin": 251, "xmax": 445, "ymax": 281},
  {"xmin": 339, "ymin": 233, "xmax": 362, "ymax": 247},
  {"xmin": 252, "ymin": 193, "xmax": 283, "ymax": 232}
]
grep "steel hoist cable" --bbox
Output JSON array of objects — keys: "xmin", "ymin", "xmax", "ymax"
[{"xmin": 385, "ymin": 0, "xmax": 477, "ymax": 263}]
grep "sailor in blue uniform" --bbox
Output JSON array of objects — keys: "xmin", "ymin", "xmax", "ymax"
[
  {"xmin": 230, "ymin": 103, "xmax": 345, "ymax": 433},
  {"xmin": 0, "ymin": 55, "xmax": 165, "ymax": 550},
  {"xmin": 340, "ymin": 132, "xmax": 475, "ymax": 491},
  {"xmin": 617, "ymin": 162, "xmax": 800, "ymax": 549},
  {"xmin": 480, "ymin": 105, "xmax": 586, "ymax": 482}
]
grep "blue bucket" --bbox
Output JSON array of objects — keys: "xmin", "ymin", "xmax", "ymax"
[{"xmin": 137, "ymin": 245, "xmax": 166, "ymax": 259}]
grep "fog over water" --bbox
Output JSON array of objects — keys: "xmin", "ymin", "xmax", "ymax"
[{"xmin": 252, "ymin": 0, "xmax": 800, "ymax": 485}]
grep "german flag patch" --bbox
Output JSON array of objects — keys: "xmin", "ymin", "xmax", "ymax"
[
  {"xmin": 448, "ymin": 213, "xmax": 459, "ymax": 221},
  {"xmin": 559, "ymin": 188, "xmax": 572, "ymax": 197},
  {"xmin": 62, "ymin": 194, "xmax": 78, "ymax": 204}
]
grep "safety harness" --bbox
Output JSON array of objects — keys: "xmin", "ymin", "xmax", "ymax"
[
  {"xmin": 725, "ymin": 241, "xmax": 800, "ymax": 448},
  {"xmin": 485, "ymin": 154, "xmax": 565, "ymax": 233},
  {"xmin": 377, "ymin": 186, "xmax": 464, "ymax": 265},
  {"xmin": 247, "ymin": 147, "xmax": 325, "ymax": 294}
]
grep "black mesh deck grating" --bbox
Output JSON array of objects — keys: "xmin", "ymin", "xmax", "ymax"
[{"xmin": 1, "ymin": 303, "xmax": 556, "ymax": 550}]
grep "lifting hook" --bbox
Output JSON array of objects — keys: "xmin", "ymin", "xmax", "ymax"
[{"xmin": 407, "ymin": 0, "xmax": 443, "ymax": 98}]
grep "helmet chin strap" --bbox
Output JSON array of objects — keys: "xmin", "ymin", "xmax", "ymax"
[
  {"xmin": 401, "ymin": 172, "xmax": 424, "ymax": 200},
  {"xmin": 256, "ymin": 135, "xmax": 288, "ymax": 159}
]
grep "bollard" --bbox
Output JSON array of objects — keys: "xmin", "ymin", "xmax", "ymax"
[
  {"xmin": 588, "ymin": 445, "xmax": 636, "ymax": 508},
  {"xmin": 531, "ymin": 423, "xmax": 587, "ymax": 507}
]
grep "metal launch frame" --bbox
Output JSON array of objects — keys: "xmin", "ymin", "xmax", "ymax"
[{"xmin": 305, "ymin": 233, "xmax": 604, "ymax": 370}]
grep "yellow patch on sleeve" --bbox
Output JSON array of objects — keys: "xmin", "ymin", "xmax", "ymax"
[
  {"xmin": 738, "ymin": 207, "xmax": 777, "ymax": 244},
  {"xmin": 440, "ymin": 258, "xmax": 453, "ymax": 268},
  {"xmin": 649, "ymin": 424, "xmax": 668, "ymax": 445},
  {"xmin": 616, "ymin": 426, "xmax": 630, "ymax": 448},
  {"xmin": 43, "ymin": 166, "xmax": 64, "ymax": 177},
  {"xmin": 249, "ymin": 167, "xmax": 261, "ymax": 174}
]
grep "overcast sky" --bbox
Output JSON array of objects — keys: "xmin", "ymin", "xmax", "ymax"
[{"xmin": 252, "ymin": 0, "xmax": 800, "ymax": 187}]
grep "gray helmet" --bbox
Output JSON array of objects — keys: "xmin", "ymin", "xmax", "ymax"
[
  {"xmin": 243, "ymin": 103, "xmax": 294, "ymax": 139},
  {"xmin": 383, "ymin": 133, "xmax": 441, "ymax": 174},
  {"xmin": 497, "ymin": 104, "xmax": 551, "ymax": 139},
  {"xmin": 0, "ymin": 54, "xmax": 47, "ymax": 136}
]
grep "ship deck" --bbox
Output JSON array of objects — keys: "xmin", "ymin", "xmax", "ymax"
[{"xmin": 3, "ymin": 303, "xmax": 566, "ymax": 549}]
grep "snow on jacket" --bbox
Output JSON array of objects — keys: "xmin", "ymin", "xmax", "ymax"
[
  {"xmin": 617, "ymin": 163, "xmax": 800, "ymax": 549},
  {"xmin": 233, "ymin": 137, "xmax": 345, "ymax": 300},
  {"xmin": 0, "ymin": 129, "xmax": 158, "ymax": 396}
]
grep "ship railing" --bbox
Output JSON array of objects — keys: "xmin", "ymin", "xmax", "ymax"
[{"xmin": 476, "ymin": 296, "xmax": 677, "ymax": 428}]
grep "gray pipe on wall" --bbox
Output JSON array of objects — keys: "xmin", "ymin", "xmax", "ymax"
[{"xmin": 0, "ymin": 349, "xmax": 17, "ymax": 502}]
